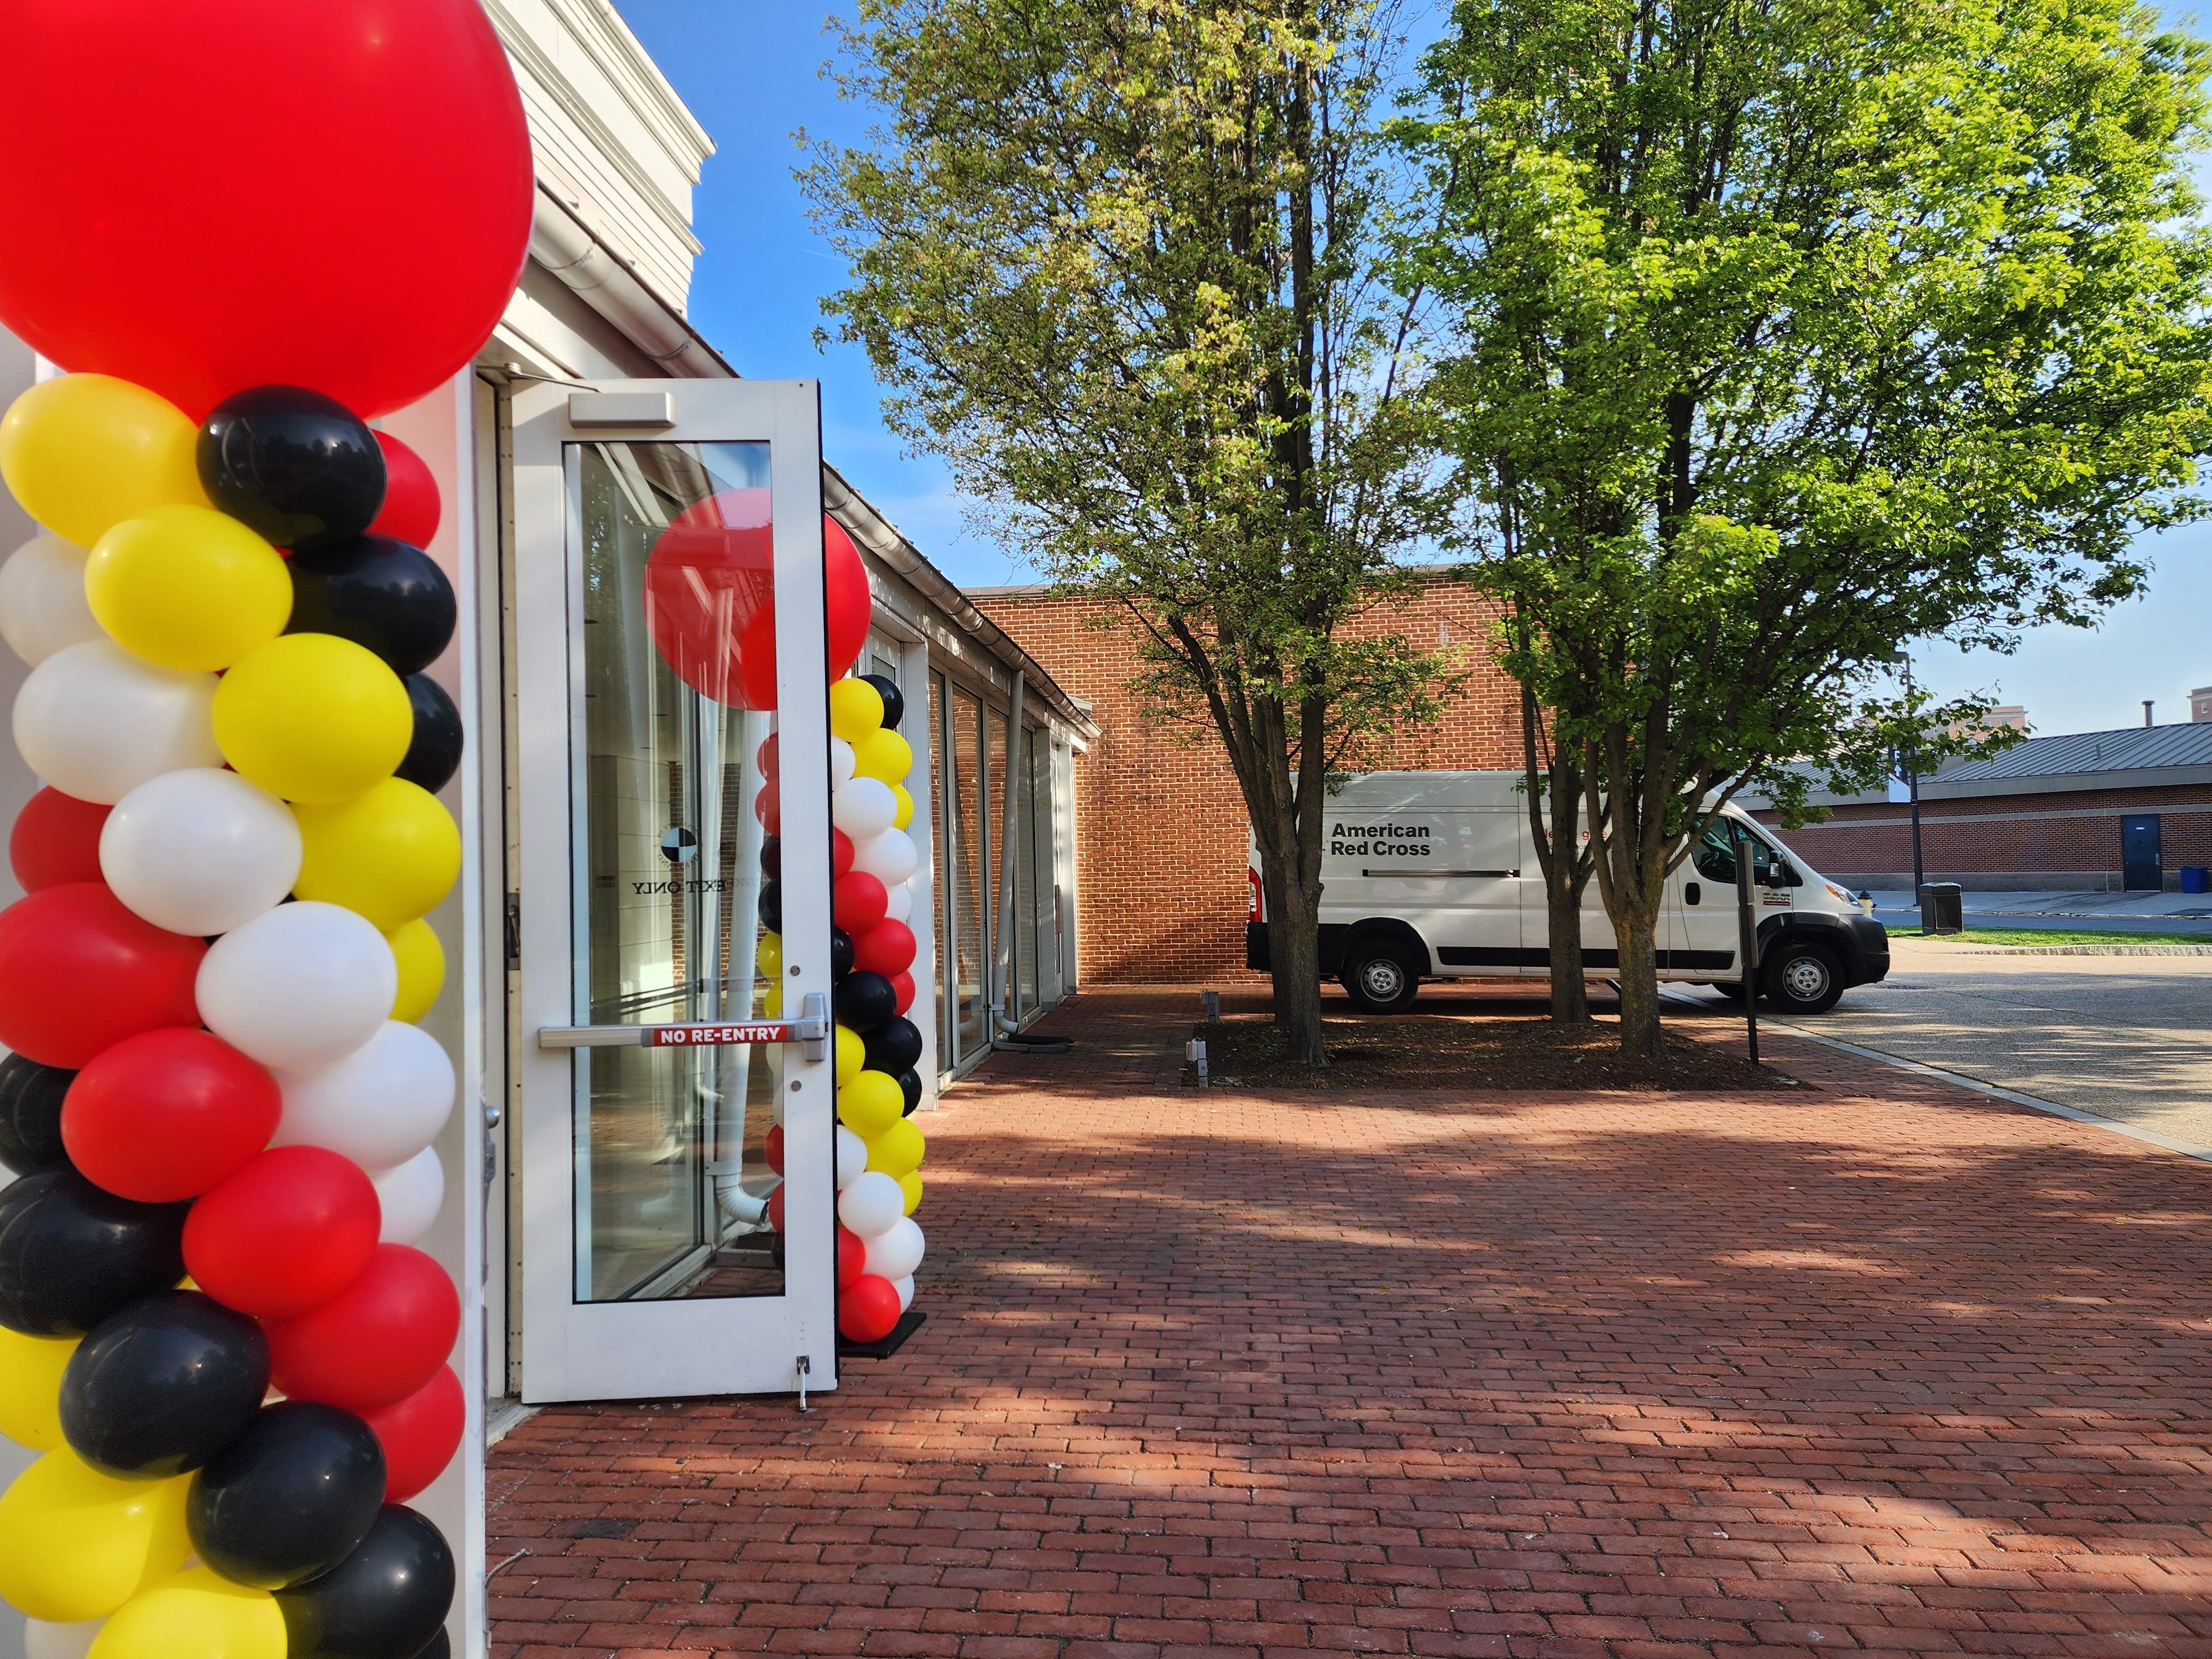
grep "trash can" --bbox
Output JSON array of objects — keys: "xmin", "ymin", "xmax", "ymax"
[
  {"xmin": 2184, "ymin": 866, "xmax": 2209, "ymax": 895},
  {"xmin": 1918, "ymin": 882, "xmax": 1964, "ymax": 936}
]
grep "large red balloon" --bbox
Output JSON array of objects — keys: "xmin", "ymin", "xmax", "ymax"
[
  {"xmin": 0, "ymin": 1, "xmax": 533, "ymax": 417},
  {"xmin": 362, "ymin": 1364, "xmax": 465, "ymax": 1503},
  {"xmin": 680, "ymin": 514, "xmax": 872, "ymax": 711},
  {"xmin": 0, "ymin": 883, "xmax": 203, "ymax": 1067},
  {"xmin": 838, "ymin": 1275, "xmax": 902, "ymax": 1343},
  {"xmin": 62, "ymin": 1027, "xmax": 279, "ymax": 1202},
  {"xmin": 368, "ymin": 431, "xmax": 442, "ymax": 548},
  {"xmin": 853, "ymin": 919, "xmax": 917, "ymax": 978},
  {"xmin": 264, "ymin": 1244, "xmax": 458, "ymax": 1413},
  {"xmin": 9, "ymin": 787, "xmax": 109, "ymax": 893},
  {"xmin": 184, "ymin": 1146, "xmax": 380, "ymax": 1317}
]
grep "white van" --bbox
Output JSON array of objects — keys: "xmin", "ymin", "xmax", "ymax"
[{"xmin": 1246, "ymin": 770, "xmax": 1889, "ymax": 1016}]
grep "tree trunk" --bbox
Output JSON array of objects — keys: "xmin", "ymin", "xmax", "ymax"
[
  {"xmin": 1267, "ymin": 876, "xmax": 1326, "ymax": 1065},
  {"xmin": 1545, "ymin": 870, "xmax": 1590, "ymax": 1024},
  {"xmin": 1614, "ymin": 905, "xmax": 1665, "ymax": 1059}
]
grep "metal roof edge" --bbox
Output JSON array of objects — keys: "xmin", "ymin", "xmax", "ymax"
[{"xmin": 1921, "ymin": 764, "xmax": 2212, "ymax": 800}]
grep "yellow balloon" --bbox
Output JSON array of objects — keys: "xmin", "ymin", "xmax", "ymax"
[
  {"xmin": 828, "ymin": 677, "xmax": 885, "ymax": 744},
  {"xmin": 213, "ymin": 633, "xmax": 411, "ymax": 805},
  {"xmin": 292, "ymin": 778, "xmax": 460, "ymax": 931},
  {"xmin": 89, "ymin": 1567, "xmax": 283, "ymax": 1659},
  {"xmin": 0, "ymin": 1450, "xmax": 190, "ymax": 1623},
  {"xmin": 865, "ymin": 1118, "xmax": 925, "ymax": 1178},
  {"xmin": 764, "ymin": 984, "xmax": 782, "ymax": 1018},
  {"xmin": 853, "ymin": 728, "xmax": 912, "ymax": 785},
  {"xmin": 84, "ymin": 506, "xmax": 290, "ymax": 673},
  {"xmin": 835, "ymin": 1024, "xmax": 864, "ymax": 1087},
  {"xmin": 757, "ymin": 931, "xmax": 783, "ymax": 978},
  {"xmin": 0, "ymin": 1327, "xmax": 76, "ymax": 1451},
  {"xmin": 836, "ymin": 1070, "xmax": 904, "ymax": 1136},
  {"xmin": 387, "ymin": 917, "xmax": 446, "ymax": 1023},
  {"xmin": 890, "ymin": 782, "xmax": 915, "ymax": 831},
  {"xmin": 0, "ymin": 375, "xmax": 206, "ymax": 549},
  {"xmin": 900, "ymin": 1172, "xmax": 924, "ymax": 1215}
]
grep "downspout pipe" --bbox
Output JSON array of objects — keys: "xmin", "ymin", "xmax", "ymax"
[{"xmin": 988, "ymin": 674, "xmax": 1069, "ymax": 1052}]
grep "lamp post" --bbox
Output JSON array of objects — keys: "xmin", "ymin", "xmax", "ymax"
[{"xmin": 1891, "ymin": 650, "xmax": 1925, "ymax": 900}]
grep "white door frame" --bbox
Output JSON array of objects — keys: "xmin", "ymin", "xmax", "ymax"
[{"xmin": 508, "ymin": 378, "xmax": 839, "ymax": 1404}]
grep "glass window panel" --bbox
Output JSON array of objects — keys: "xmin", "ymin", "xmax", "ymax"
[
  {"xmin": 1015, "ymin": 726, "xmax": 1039, "ymax": 1014},
  {"xmin": 931, "ymin": 671, "xmax": 950, "ymax": 1068},
  {"xmin": 952, "ymin": 690, "xmax": 988, "ymax": 1061},
  {"xmin": 575, "ymin": 439, "xmax": 790, "ymax": 1304}
]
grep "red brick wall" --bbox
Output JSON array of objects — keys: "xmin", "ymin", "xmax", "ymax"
[
  {"xmin": 1752, "ymin": 782, "xmax": 2212, "ymax": 887},
  {"xmin": 977, "ymin": 578, "xmax": 1521, "ymax": 984}
]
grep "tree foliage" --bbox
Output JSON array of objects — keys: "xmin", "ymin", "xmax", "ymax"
[
  {"xmin": 806, "ymin": 0, "xmax": 1455, "ymax": 1060},
  {"xmin": 1399, "ymin": 0, "xmax": 2212, "ymax": 1052}
]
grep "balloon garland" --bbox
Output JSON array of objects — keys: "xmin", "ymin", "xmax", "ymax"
[{"xmin": 0, "ymin": 2, "xmax": 529, "ymax": 1653}]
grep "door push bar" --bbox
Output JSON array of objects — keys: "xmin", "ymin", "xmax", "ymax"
[{"xmin": 538, "ymin": 992, "xmax": 831, "ymax": 1061}]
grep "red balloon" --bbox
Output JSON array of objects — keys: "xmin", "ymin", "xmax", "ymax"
[
  {"xmin": 764, "ymin": 1124, "xmax": 785, "ymax": 1176},
  {"xmin": 853, "ymin": 919, "xmax": 917, "ymax": 978},
  {"xmin": 838, "ymin": 1275, "xmax": 902, "ymax": 1343},
  {"xmin": 756, "ymin": 732, "xmax": 779, "ymax": 779},
  {"xmin": 832, "ymin": 830, "xmax": 855, "ymax": 880},
  {"xmin": 753, "ymin": 780, "xmax": 781, "ymax": 837},
  {"xmin": 263, "ymin": 1244, "xmax": 458, "ymax": 1413},
  {"xmin": 836, "ymin": 1226, "xmax": 865, "ymax": 1290},
  {"xmin": 0, "ymin": 2, "xmax": 533, "ymax": 418},
  {"xmin": 833, "ymin": 872, "xmax": 889, "ymax": 935},
  {"xmin": 9, "ymin": 787, "xmax": 109, "ymax": 892},
  {"xmin": 0, "ymin": 883, "xmax": 203, "ymax": 1067},
  {"xmin": 644, "ymin": 488, "xmax": 774, "ymax": 706},
  {"xmin": 765, "ymin": 1182, "xmax": 785, "ymax": 1233},
  {"xmin": 362, "ymin": 1364, "xmax": 463, "ymax": 1503},
  {"xmin": 890, "ymin": 972, "xmax": 917, "ymax": 1016},
  {"xmin": 62, "ymin": 1028, "xmax": 279, "ymax": 1202},
  {"xmin": 184, "ymin": 1146, "xmax": 380, "ymax": 1318},
  {"xmin": 368, "ymin": 431, "xmax": 442, "ymax": 548}
]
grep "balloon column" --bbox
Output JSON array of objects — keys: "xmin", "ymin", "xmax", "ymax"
[{"xmin": 0, "ymin": 2, "xmax": 530, "ymax": 1656}]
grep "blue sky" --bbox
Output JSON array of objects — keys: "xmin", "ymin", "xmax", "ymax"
[{"xmin": 611, "ymin": 1, "xmax": 2212, "ymax": 738}]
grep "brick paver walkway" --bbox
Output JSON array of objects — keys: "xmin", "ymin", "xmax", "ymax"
[{"xmin": 489, "ymin": 987, "xmax": 2212, "ymax": 1658}]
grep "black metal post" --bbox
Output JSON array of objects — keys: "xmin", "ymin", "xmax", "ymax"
[{"xmin": 1733, "ymin": 821, "xmax": 1759, "ymax": 1066}]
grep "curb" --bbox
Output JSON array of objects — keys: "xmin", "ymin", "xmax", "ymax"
[{"xmin": 1938, "ymin": 943, "xmax": 2212, "ymax": 957}]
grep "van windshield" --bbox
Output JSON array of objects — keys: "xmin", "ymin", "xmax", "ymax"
[{"xmin": 1692, "ymin": 822, "xmax": 1798, "ymax": 887}]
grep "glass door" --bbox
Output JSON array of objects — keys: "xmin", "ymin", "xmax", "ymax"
[{"xmin": 509, "ymin": 380, "xmax": 837, "ymax": 1403}]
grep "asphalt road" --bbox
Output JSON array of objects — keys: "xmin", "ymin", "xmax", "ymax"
[{"xmin": 1775, "ymin": 937, "xmax": 2212, "ymax": 1149}]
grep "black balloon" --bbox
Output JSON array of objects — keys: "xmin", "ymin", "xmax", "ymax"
[
  {"xmin": 864, "ymin": 1016, "xmax": 924, "ymax": 1078},
  {"xmin": 0, "ymin": 1053, "xmax": 72, "ymax": 1174},
  {"xmin": 759, "ymin": 879, "xmax": 782, "ymax": 935},
  {"xmin": 858, "ymin": 672, "xmax": 905, "ymax": 731},
  {"xmin": 831, "ymin": 928, "xmax": 853, "ymax": 980},
  {"xmin": 199, "ymin": 386, "xmax": 386, "ymax": 554},
  {"xmin": 61, "ymin": 1289, "xmax": 269, "ymax": 1479},
  {"xmin": 836, "ymin": 971, "xmax": 896, "ymax": 1034},
  {"xmin": 759, "ymin": 834, "xmax": 781, "ymax": 880},
  {"xmin": 189, "ymin": 1402, "xmax": 387, "ymax": 1590},
  {"xmin": 275, "ymin": 1504, "xmax": 455, "ymax": 1659},
  {"xmin": 898, "ymin": 1068, "xmax": 924, "ymax": 1116},
  {"xmin": 0, "ymin": 1169, "xmax": 188, "ymax": 1337},
  {"xmin": 395, "ymin": 674, "xmax": 463, "ymax": 795},
  {"xmin": 286, "ymin": 535, "xmax": 457, "ymax": 676}
]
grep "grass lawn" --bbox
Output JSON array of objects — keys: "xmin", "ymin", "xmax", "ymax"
[{"xmin": 1917, "ymin": 926, "xmax": 2212, "ymax": 948}]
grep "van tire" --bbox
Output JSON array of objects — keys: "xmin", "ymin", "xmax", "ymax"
[
  {"xmin": 1760, "ymin": 938, "xmax": 1843, "ymax": 1015},
  {"xmin": 1340, "ymin": 940, "xmax": 1422, "ymax": 1014}
]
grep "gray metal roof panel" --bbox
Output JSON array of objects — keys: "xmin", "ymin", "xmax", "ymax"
[{"xmin": 1929, "ymin": 722, "xmax": 2212, "ymax": 783}]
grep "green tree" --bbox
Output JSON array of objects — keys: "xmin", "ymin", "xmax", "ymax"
[
  {"xmin": 1401, "ymin": 0, "xmax": 2212, "ymax": 1055},
  {"xmin": 805, "ymin": 0, "xmax": 1453, "ymax": 1062}
]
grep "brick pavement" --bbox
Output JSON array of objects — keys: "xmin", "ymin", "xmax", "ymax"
[{"xmin": 488, "ymin": 986, "xmax": 2212, "ymax": 1658}]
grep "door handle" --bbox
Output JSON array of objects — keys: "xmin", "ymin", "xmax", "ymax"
[{"xmin": 538, "ymin": 993, "xmax": 831, "ymax": 1060}]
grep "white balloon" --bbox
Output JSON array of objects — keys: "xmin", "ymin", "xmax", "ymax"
[
  {"xmin": 99, "ymin": 768, "xmax": 301, "ymax": 936},
  {"xmin": 838, "ymin": 1170, "xmax": 904, "ymax": 1237},
  {"xmin": 852, "ymin": 827, "xmax": 918, "ymax": 888},
  {"xmin": 274, "ymin": 1021, "xmax": 456, "ymax": 1173},
  {"xmin": 831, "ymin": 775, "xmax": 898, "ymax": 840},
  {"xmin": 13, "ymin": 639, "xmax": 220, "ymax": 804},
  {"xmin": 24, "ymin": 1619, "xmax": 102, "ymax": 1659},
  {"xmin": 884, "ymin": 882, "xmax": 912, "ymax": 925},
  {"xmin": 829, "ymin": 738, "xmax": 855, "ymax": 789},
  {"xmin": 373, "ymin": 1146, "xmax": 446, "ymax": 1245},
  {"xmin": 835, "ymin": 1124, "xmax": 869, "ymax": 1192},
  {"xmin": 0, "ymin": 534, "xmax": 101, "ymax": 666},
  {"xmin": 197, "ymin": 901, "xmax": 398, "ymax": 1070},
  {"xmin": 893, "ymin": 1274, "xmax": 915, "ymax": 1313},
  {"xmin": 863, "ymin": 1215, "xmax": 925, "ymax": 1281}
]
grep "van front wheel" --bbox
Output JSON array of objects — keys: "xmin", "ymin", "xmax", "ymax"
[
  {"xmin": 1340, "ymin": 941, "xmax": 1421, "ymax": 1014},
  {"xmin": 1760, "ymin": 938, "xmax": 1843, "ymax": 1015}
]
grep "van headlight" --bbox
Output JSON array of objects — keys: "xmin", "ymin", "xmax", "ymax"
[{"xmin": 1824, "ymin": 882, "xmax": 1852, "ymax": 904}]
